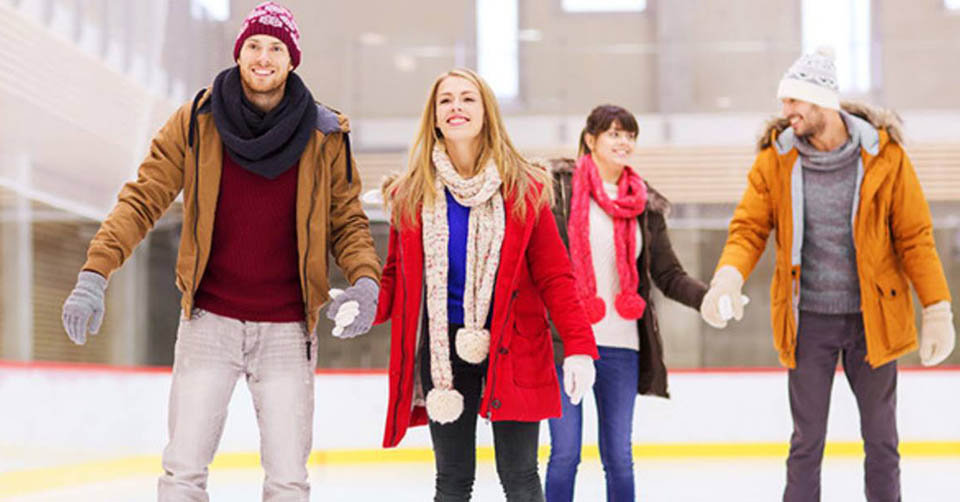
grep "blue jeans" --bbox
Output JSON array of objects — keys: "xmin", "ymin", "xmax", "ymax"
[{"xmin": 545, "ymin": 346, "xmax": 639, "ymax": 502}]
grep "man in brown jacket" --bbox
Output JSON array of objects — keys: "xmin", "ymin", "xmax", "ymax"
[
  {"xmin": 700, "ymin": 48, "xmax": 955, "ymax": 502},
  {"xmin": 59, "ymin": 3, "xmax": 380, "ymax": 501}
]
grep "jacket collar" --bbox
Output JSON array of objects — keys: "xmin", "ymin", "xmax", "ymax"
[{"xmin": 760, "ymin": 100, "xmax": 903, "ymax": 157}]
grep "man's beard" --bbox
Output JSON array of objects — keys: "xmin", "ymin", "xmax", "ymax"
[
  {"xmin": 240, "ymin": 70, "xmax": 286, "ymax": 97},
  {"xmin": 794, "ymin": 115, "xmax": 825, "ymax": 138}
]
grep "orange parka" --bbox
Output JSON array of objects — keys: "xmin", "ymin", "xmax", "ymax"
[{"xmin": 717, "ymin": 102, "xmax": 950, "ymax": 369}]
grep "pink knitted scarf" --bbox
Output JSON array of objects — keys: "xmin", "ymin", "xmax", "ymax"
[{"xmin": 568, "ymin": 154, "xmax": 648, "ymax": 323}]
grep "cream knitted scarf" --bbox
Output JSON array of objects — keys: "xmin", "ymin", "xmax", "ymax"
[{"xmin": 421, "ymin": 143, "xmax": 505, "ymax": 423}]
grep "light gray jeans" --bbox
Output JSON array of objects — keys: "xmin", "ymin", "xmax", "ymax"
[{"xmin": 158, "ymin": 309, "xmax": 317, "ymax": 502}]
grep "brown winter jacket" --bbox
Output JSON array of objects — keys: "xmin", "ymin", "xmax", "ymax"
[
  {"xmin": 717, "ymin": 102, "xmax": 950, "ymax": 369},
  {"xmin": 548, "ymin": 159, "xmax": 707, "ymax": 398},
  {"xmin": 83, "ymin": 88, "xmax": 381, "ymax": 335}
]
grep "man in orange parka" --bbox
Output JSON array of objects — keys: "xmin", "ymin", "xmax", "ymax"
[{"xmin": 700, "ymin": 48, "xmax": 955, "ymax": 502}]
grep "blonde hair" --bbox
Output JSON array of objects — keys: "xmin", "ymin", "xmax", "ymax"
[{"xmin": 383, "ymin": 68, "xmax": 552, "ymax": 229}]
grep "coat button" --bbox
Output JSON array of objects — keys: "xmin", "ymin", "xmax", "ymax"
[
  {"xmin": 491, "ymin": 399, "xmax": 501, "ymax": 409},
  {"xmin": 499, "ymin": 347, "xmax": 509, "ymax": 355}
]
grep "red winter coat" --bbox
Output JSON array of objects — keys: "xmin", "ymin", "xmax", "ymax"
[{"xmin": 375, "ymin": 190, "xmax": 599, "ymax": 448}]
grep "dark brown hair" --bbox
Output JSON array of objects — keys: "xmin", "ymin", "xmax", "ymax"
[{"xmin": 578, "ymin": 104, "xmax": 639, "ymax": 157}]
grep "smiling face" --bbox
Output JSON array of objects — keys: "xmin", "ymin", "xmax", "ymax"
[
  {"xmin": 434, "ymin": 76, "xmax": 485, "ymax": 143},
  {"xmin": 781, "ymin": 97, "xmax": 827, "ymax": 138},
  {"xmin": 585, "ymin": 121, "xmax": 637, "ymax": 168},
  {"xmin": 237, "ymin": 34, "xmax": 293, "ymax": 96}
]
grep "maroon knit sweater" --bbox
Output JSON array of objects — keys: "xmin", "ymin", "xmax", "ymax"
[{"xmin": 193, "ymin": 153, "xmax": 305, "ymax": 322}]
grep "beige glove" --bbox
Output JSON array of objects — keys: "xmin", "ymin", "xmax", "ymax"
[
  {"xmin": 920, "ymin": 301, "xmax": 955, "ymax": 366},
  {"xmin": 700, "ymin": 266, "xmax": 746, "ymax": 329},
  {"xmin": 562, "ymin": 355, "xmax": 595, "ymax": 406}
]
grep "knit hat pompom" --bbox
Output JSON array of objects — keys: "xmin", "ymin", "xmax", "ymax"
[
  {"xmin": 234, "ymin": 2, "xmax": 302, "ymax": 68},
  {"xmin": 814, "ymin": 46, "xmax": 836, "ymax": 62},
  {"xmin": 586, "ymin": 297, "xmax": 606, "ymax": 324},
  {"xmin": 455, "ymin": 327, "xmax": 490, "ymax": 364},
  {"xmin": 615, "ymin": 292, "xmax": 647, "ymax": 320},
  {"xmin": 426, "ymin": 388, "xmax": 464, "ymax": 424}
]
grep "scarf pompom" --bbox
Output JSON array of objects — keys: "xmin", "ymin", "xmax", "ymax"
[
  {"xmin": 426, "ymin": 388, "xmax": 464, "ymax": 424},
  {"xmin": 586, "ymin": 297, "xmax": 606, "ymax": 324},
  {"xmin": 455, "ymin": 327, "xmax": 490, "ymax": 364},
  {"xmin": 615, "ymin": 292, "xmax": 647, "ymax": 319}
]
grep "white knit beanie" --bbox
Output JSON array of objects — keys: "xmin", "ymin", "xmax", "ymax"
[{"xmin": 777, "ymin": 47, "xmax": 840, "ymax": 110}]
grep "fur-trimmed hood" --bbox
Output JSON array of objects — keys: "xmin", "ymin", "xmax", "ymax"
[
  {"xmin": 757, "ymin": 101, "xmax": 905, "ymax": 153},
  {"xmin": 545, "ymin": 157, "xmax": 672, "ymax": 216}
]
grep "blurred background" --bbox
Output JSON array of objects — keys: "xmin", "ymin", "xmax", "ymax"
[
  {"xmin": 1, "ymin": 0, "xmax": 958, "ymax": 370},
  {"xmin": 2, "ymin": 1, "xmax": 959, "ymax": 500}
]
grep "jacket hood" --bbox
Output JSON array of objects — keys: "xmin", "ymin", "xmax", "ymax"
[
  {"xmin": 757, "ymin": 101, "xmax": 904, "ymax": 154},
  {"xmin": 546, "ymin": 157, "xmax": 671, "ymax": 216}
]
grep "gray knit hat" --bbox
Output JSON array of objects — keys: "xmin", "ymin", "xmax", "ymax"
[{"xmin": 777, "ymin": 47, "xmax": 840, "ymax": 110}]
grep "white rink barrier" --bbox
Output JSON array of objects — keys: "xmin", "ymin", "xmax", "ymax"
[{"xmin": 1, "ymin": 361, "xmax": 959, "ymax": 471}]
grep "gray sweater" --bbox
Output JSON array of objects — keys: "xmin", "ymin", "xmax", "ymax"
[{"xmin": 797, "ymin": 111, "xmax": 863, "ymax": 314}]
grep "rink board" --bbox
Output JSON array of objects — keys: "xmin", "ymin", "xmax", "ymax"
[{"xmin": 1, "ymin": 361, "xmax": 958, "ymax": 496}]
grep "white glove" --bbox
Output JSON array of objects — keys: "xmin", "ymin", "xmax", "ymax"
[
  {"xmin": 328, "ymin": 288, "xmax": 358, "ymax": 337},
  {"xmin": 562, "ymin": 355, "xmax": 595, "ymax": 406},
  {"xmin": 325, "ymin": 277, "xmax": 379, "ymax": 339},
  {"xmin": 919, "ymin": 301, "xmax": 955, "ymax": 366},
  {"xmin": 719, "ymin": 294, "xmax": 750, "ymax": 321},
  {"xmin": 700, "ymin": 266, "xmax": 746, "ymax": 329}
]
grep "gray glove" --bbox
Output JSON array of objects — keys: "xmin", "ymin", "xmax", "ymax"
[
  {"xmin": 325, "ymin": 277, "xmax": 379, "ymax": 339},
  {"xmin": 62, "ymin": 271, "xmax": 108, "ymax": 345}
]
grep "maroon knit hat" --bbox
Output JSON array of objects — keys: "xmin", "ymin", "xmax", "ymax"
[{"xmin": 233, "ymin": 2, "xmax": 302, "ymax": 69}]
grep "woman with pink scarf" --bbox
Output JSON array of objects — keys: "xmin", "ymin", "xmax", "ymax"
[{"xmin": 545, "ymin": 105, "xmax": 708, "ymax": 502}]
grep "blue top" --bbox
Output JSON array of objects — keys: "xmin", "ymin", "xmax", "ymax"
[{"xmin": 446, "ymin": 189, "xmax": 469, "ymax": 325}]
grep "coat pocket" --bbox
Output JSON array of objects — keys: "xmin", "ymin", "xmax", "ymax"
[
  {"xmin": 510, "ymin": 315, "xmax": 554, "ymax": 388},
  {"xmin": 874, "ymin": 278, "xmax": 913, "ymax": 352}
]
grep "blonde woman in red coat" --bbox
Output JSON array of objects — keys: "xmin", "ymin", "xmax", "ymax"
[{"xmin": 375, "ymin": 68, "xmax": 599, "ymax": 501}]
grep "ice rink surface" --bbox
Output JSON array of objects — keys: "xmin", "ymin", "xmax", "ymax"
[{"xmin": 4, "ymin": 456, "xmax": 958, "ymax": 502}]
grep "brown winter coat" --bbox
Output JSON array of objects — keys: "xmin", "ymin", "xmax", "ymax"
[
  {"xmin": 83, "ymin": 88, "xmax": 381, "ymax": 335},
  {"xmin": 717, "ymin": 101, "xmax": 950, "ymax": 369},
  {"xmin": 548, "ymin": 159, "xmax": 707, "ymax": 398}
]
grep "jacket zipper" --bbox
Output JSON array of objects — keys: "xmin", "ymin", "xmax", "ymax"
[
  {"xmin": 485, "ymin": 289, "xmax": 518, "ymax": 420},
  {"xmin": 186, "ymin": 90, "xmax": 205, "ymax": 311},
  {"xmin": 190, "ymin": 124, "xmax": 202, "ymax": 303},
  {"xmin": 302, "ymin": 155, "xmax": 319, "ymax": 361},
  {"xmin": 389, "ymin": 235, "xmax": 407, "ymax": 445}
]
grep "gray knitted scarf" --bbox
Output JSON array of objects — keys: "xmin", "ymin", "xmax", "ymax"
[{"xmin": 794, "ymin": 111, "xmax": 862, "ymax": 171}]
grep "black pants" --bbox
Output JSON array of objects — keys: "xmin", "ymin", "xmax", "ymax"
[
  {"xmin": 420, "ymin": 324, "xmax": 544, "ymax": 502},
  {"xmin": 784, "ymin": 312, "xmax": 900, "ymax": 502}
]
